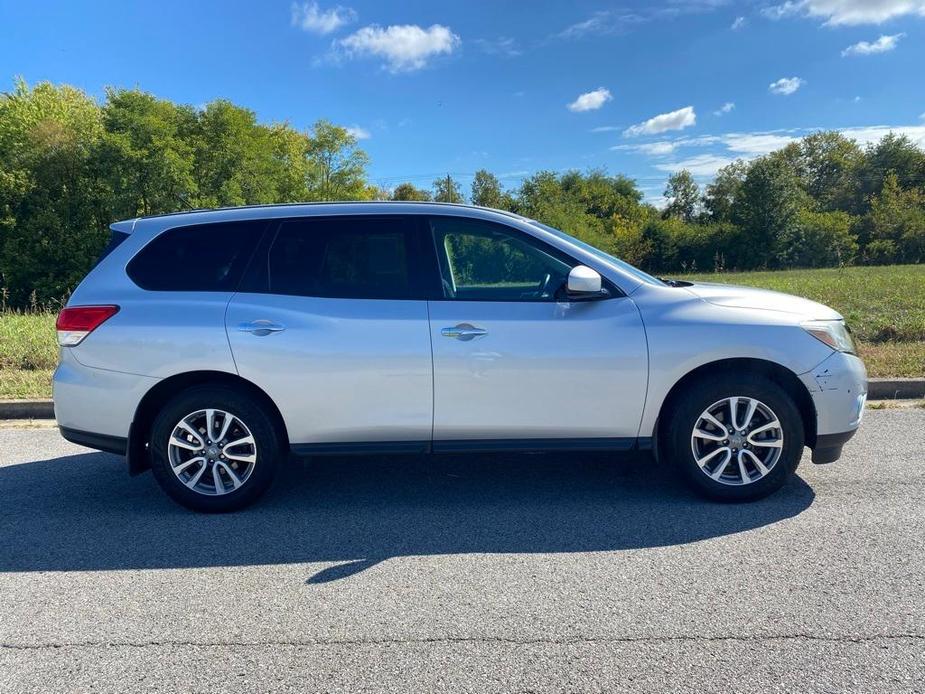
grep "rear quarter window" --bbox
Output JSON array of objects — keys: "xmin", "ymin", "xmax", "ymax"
[
  {"xmin": 92, "ymin": 229, "xmax": 130, "ymax": 269},
  {"xmin": 127, "ymin": 220, "xmax": 265, "ymax": 292}
]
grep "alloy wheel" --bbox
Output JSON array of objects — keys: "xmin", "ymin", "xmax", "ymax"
[
  {"xmin": 167, "ymin": 409, "xmax": 257, "ymax": 496},
  {"xmin": 690, "ymin": 396, "xmax": 784, "ymax": 486}
]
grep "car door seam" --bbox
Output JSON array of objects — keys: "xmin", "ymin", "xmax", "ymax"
[
  {"xmin": 223, "ymin": 291, "xmax": 241, "ymax": 376},
  {"xmin": 425, "ymin": 299, "xmax": 436, "ymax": 446}
]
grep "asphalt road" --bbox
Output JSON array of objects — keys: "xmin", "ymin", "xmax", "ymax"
[{"xmin": 1, "ymin": 410, "xmax": 923, "ymax": 693}]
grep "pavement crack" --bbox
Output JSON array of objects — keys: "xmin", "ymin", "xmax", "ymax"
[{"xmin": 3, "ymin": 633, "xmax": 924, "ymax": 651}]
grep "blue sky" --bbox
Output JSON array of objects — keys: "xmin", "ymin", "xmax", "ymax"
[{"xmin": 2, "ymin": 0, "xmax": 924, "ymax": 203}]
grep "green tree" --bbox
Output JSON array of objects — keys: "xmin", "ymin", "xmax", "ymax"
[
  {"xmin": 797, "ymin": 131, "xmax": 862, "ymax": 213},
  {"xmin": 304, "ymin": 120, "xmax": 370, "ymax": 201},
  {"xmin": 559, "ymin": 169, "xmax": 642, "ymax": 221},
  {"xmin": 781, "ymin": 209, "xmax": 858, "ymax": 267},
  {"xmin": 390, "ymin": 182, "xmax": 432, "ymax": 201},
  {"xmin": 703, "ymin": 160, "xmax": 747, "ymax": 223},
  {"xmin": 732, "ymin": 156, "xmax": 808, "ymax": 267},
  {"xmin": 266, "ymin": 123, "xmax": 311, "ymax": 202},
  {"xmin": 433, "ymin": 174, "xmax": 464, "ymax": 203},
  {"xmin": 864, "ymin": 172, "xmax": 925, "ymax": 263},
  {"xmin": 663, "ymin": 169, "xmax": 699, "ymax": 222},
  {"xmin": 0, "ymin": 79, "xmax": 111, "ymax": 306},
  {"xmin": 856, "ymin": 134, "xmax": 925, "ymax": 209},
  {"xmin": 471, "ymin": 169, "xmax": 513, "ymax": 209},
  {"xmin": 192, "ymin": 100, "xmax": 284, "ymax": 207},
  {"xmin": 98, "ymin": 88, "xmax": 198, "ymax": 218},
  {"xmin": 517, "ymin": 169, "xmax": 649, "ymax": 257}
]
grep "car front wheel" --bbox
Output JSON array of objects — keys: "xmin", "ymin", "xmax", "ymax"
[
  {"xmin": 149, "ymin": 385, "xmax": 282, "ymax": 512},
  {"xmin": 665, "ymin": 375, "xmax": 805, "ymax": 501}
]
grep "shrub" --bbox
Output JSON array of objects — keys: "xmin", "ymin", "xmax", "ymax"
[{"xmin": 780, "ymin": 210, "xmax": 858, "ymax": 268}]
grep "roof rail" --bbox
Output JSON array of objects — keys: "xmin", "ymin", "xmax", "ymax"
[{"xmin": 130, "ymin": 200, "xmax": 528, "ymax": 222}]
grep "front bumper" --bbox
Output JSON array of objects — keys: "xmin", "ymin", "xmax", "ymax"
[{"xmin": 799, "ymin": 350, "xmax": 867, "ymax": 464}]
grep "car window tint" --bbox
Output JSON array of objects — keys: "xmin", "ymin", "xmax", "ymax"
[
  {"xmin": 429, "ymin": 217, "xmax": 575, "ymax": 302},
  {"xmin": 127, "ymin": 220, "xmax": 263, "ymax": 291},
  {"xmin": 266, "ymin": 217, "xmax": 417, "ymax": 300}
]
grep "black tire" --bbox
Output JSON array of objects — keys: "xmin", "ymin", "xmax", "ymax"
[
  {"xmin": 149, "ymin": 385, "xmax": 283, "ymax": 512},
  {"xmin": 663, "ymin": 374, "xmax": 804, "ymax": 502}
]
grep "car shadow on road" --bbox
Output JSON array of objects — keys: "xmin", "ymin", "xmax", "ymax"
[{"xmin": 0, "ymin": 450, "xmax": 814, "ymax": 582}]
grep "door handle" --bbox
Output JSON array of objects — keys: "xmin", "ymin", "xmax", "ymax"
[
  {"xmin": 441, "ymin": 323, "xmax": 488, "ymax": 341},
  {"xmin": 238, "ymin": 320, "xmax": 286, "ymax": 336}
]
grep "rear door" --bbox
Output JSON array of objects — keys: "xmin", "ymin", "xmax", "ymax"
[
  {"xmin": 425, "ymin": 215, "xmax": 648, "ymax": 449},
  {"xmin": 226, "ymin": 215, "xmax": 435, "ymax": 449}
]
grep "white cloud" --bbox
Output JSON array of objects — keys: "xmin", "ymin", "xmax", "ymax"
[
  {"xmin": 612, "ymin": 141, "xmax": 680, "ymax": 155},
  {"xmin": 769, "ymin": 76, "xmax": 805, "ymax": 95},
  {"xmin": 591, "ymin": 125, "xmax": 622, "ymax": 133},
  {"xmin": 558, "ymin": 10, "xmax": 646, "ymax": 38},
  {"xmin": 497, "ymin": 170, "xmax": 530, "ymax": 179},
  {"xmin": 344, "ymin": 125, "xmax": 370, "ymax": 140},
  {"xmin": 761, "ymin": 1, "xmax": 803, "ymax": 20},
  {"xmin": 337, "ymin": 24, "xmax": 460, "ymax": 72},
  {"xmin": 837, "ymin": 124, "xmax": 925, "ymax": 148},
  {"xmin": 623, "ymin": 106, "xmax": 696, "ymax": 136},
  {"xmin": 612, "ymin": 135, "xmax": 720, "ymax": 156},
  {"xmin": 559, "ymin": 3, "xmax": 732, "ymax": 38},
  {"xmin": 761, "ymin": 0, "xmax": 925, "ymax": 25},
  {"xmin": 723, "ymin": 132, "xmax": 799, "ymax": 154},
  {"xmin": 632, "ymin": 123, "xmax": 925, "ymax": 179},
  {"xmin": 656, "ymin": 154, "xmax": 738, "ymax": 177},
  {"xmin": 567, "ymin": 87, "xmax": 613, "ymax": 112},
  {"xmin": 473, "ymin": 37, "xmax": 522, "ymax": 56},
  {"xmin": 731, "ymin": 16, "xmax": 747, "ymax": 29},
  {"xmin": 638, "ymin": 141, "xmax": 681, "ymax": 156},
  {"xmin": 714, "ymin": 102, "xmax": 735, "ymax": 116},
  {"xmin": 842, "ymin": 33, "xmax": 905, "ymax": 56},
  {"xmin": 291, "ymin": 2, "xmax": 356, "ymax": 35}
]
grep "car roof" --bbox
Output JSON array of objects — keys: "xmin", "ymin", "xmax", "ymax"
[{"xmin": 113, "ymin": 201, "xmax": 531, "ymax": 234}]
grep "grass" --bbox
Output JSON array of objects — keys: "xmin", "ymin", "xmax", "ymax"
[
  {"xmin": 0, "ymin": 264, "xmax": 922, "ymax": 399},
  {"xmin": 0, "ymin": 311, "xmax": 57, "ymax": 399}
]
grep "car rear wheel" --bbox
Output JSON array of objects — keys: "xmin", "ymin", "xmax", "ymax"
[
  {"xmin": 149, "ymin": 385, "xmax": 282, "ymax": 512},
  {"xmin": 665, "ymin": 375, "xmax": 804, "ymax": 501}
]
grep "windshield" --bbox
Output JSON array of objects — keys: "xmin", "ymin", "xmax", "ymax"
[{"xmin": 528, "ymin": 221, "xmax": 663, "ymax": 287}]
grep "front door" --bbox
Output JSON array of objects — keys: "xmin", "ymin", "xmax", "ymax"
[
  {"xmin": 226, "ymin": 215, "xmax": 434, "ymax": 448},
  {"xmin": 425, "ymin": 216, "xmax": 648, "ymax": 449}
]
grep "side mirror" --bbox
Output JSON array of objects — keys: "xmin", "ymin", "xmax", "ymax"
[{"xmin": 566, "ymin": 265, "xmax": 607, "ymax": 299}]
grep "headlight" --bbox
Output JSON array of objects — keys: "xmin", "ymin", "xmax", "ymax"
[{"xmin": 802, "ymin": 320, "xmax": 856, "ymax": 354}]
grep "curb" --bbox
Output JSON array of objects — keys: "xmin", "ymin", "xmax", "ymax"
[
  {"xmin": 867, "ymin": 378, "xmax": 925, "ymax": 400},
  {"xmin": 0, "ymin": 399, "xmax": 55, "ymax": 420},
  {"xmin": 1, "ymin": 378, "xmax": 922, "ymax": 421}
]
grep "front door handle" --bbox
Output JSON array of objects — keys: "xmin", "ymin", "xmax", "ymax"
[
  {"xmin": 238, "ymin": 320, "xmax": 286, "ymax": 336},
  {"xmin": 441, "ymin": 323, "xmax": 488, "ymax": 341}
]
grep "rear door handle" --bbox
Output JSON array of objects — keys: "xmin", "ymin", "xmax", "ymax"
[
  {"xmin": 238, "ymin": 320, "xmax": 286, "ymax": 336},
  {"xmin": 441, "ymin": 323, "xmax": 488, "ymax": 341}
]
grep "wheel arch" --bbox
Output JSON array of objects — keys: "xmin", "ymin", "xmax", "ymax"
[
  {"xmin": 127, "ymin": 370, "xmax": 289, "ymax": 475},
  {"xmin": 652, "ymin": 358, "xmax": 817, "ymax": 462}
]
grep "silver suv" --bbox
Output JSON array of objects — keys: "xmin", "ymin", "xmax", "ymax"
[{"xmin": 53, "ymin": 203, "xmax": 867, "ymax": 511}]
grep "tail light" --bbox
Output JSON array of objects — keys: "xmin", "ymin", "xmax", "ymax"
[{"xmin": 56, "ymin": 305, "xmax": 120, "ymax": 346}]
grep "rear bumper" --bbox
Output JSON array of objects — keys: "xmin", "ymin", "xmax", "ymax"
[
  {"xmin": 52, "ymin": 349, "xmax": 156, "ymax": 439},
  {"xmin": 59, "ymin": 426, "xmax": 127, "ymax": 455}
]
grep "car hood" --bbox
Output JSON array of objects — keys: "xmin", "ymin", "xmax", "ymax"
[{"xmin": 682, "ymin": 282, "xmax": 843, "ymax": 321}]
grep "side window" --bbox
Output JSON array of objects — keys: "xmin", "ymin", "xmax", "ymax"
[
  {"xmin": 127, "ymin": 220, "xmax": 263, "ymax": 292},
  {"xmin": 265, "ymin": 217, "xmax": 419, "ymax": 300},
  {"xmin": 430, "ymin": 217, "xmax": 575, "ymax": 302}
]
